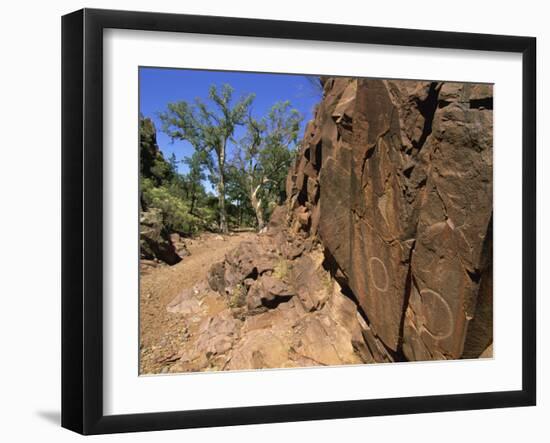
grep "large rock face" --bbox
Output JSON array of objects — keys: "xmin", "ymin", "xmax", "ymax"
[{"xmin": 286, "ymin": 78, "xmax": 493, "ymax": 360}]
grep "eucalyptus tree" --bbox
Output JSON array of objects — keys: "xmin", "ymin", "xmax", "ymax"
[
  {"xmin": 182, "ymin": 151, "xmax": 207, "ymax": 216},
  {"xmin": 230, "ymin": 101, "xmax": 302, "ymax": 229},
  {"xmin": 159, "ymin": 84, "xmax": 255, "ymax": 233}
]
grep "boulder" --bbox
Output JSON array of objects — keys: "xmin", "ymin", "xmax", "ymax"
[
  {"xmin": 224, "ymin": 241, "xmax": 260, "ymax": 288},
  {"xmin": 246, "ymin": 274, "xmax": 295, "ymax": 310},
  {"xmin": 170, "ymin": 233, "xmax": 190, "ymax": 257},
  {"xmin": 140, "ymin": 208, "xmax": 182, "ymax": 265},
  {"xmin": 230, "ymin": 288, "xmax": 371, "ymax": 369},
  {"xmin": 266, "ymin": 205, "xmax": 287, "ymax": 234}
]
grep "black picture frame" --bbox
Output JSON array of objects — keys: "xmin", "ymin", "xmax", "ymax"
[{"xmin": 61, "ymin": 8, "xmax": 537, "ymax": 435}]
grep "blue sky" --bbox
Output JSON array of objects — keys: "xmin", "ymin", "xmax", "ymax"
[{"xmin": 139, "ymin": 67, "xmax": 321, "ymax": 177}]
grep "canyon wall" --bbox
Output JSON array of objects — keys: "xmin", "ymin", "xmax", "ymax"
[{"xmin": 286, "ymin": 77, "xmax": 493, "ymax": 360}]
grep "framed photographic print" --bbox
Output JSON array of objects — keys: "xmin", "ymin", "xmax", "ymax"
[{"xmin": 61, "ymin": 8, "xmax": 536, "ymax": 435}]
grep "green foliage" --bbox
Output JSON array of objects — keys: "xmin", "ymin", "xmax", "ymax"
[
  {"xmin": 141, "ymin": 83, "xmax": 306, "ymax": 235},
  {"xmin": 140, "ymin": 114, "xmax": 215, "ymax": 235},
  {"xmin": 140, "ymin": 116, "xmax": 175, "ymax": 185},
  {"xmin": 149, "ymin": 157, "xmax": 174, "ymax": 183},
  {"xmin": 141, "ymin": 178, "xmax": 195, "ymax": 233},
  {"xmin": 273, "ymin": 258, "xmax": 290, "ymax": 281},
  {"xmin": 228, "ymin": 101, "xmax": 303, "ymax": 227},
  {"xmin": 228, "ymin": 283, "xmax": 246, "ymax": 308},
  {"xmin": 159, "ymin": 84, "xmax": 256, "ymax": 233}
]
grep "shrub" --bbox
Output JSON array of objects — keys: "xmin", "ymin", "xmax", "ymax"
[{"xmin": 141, "ymin": 178, "xmax": 201, "ymax": 234}]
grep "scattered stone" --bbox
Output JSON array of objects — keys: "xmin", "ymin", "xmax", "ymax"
[{"xmin": 207, "ymin": 262, "xmax": 226, "ymax": 293}]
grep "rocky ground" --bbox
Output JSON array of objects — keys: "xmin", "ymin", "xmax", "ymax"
[
  {"xmin": 139, "ymin": 231, "xmax": 256, "ymax": 374},
  {"xmin": 140, "ymin": 212, "xmax": 392, "ymax": 375}
]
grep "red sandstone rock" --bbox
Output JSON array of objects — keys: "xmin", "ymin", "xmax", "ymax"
[{"xmin": 286, "ymin": 77, "xmax": 493, "ymax": 360}]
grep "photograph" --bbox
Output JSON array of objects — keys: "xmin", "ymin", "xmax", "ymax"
[
  {"xmin": 138, "ymin": 68, "xmax": 493, "ymax": 375},
  {"xmin": 0, "ymin": 0, "xmax": 543, "ymax": 439}
]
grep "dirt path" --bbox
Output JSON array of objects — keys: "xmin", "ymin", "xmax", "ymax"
[{"xmin": 139, "ymin": 231, "xmax": 256, "ymax": 374}]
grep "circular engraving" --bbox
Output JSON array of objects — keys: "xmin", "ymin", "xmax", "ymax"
[
  {"xmin": 419, "ymin": 289, "xmax": 454, "ymax": 340},
  {"xmin": 368, "ymin": 257, "xmax": 389, "ymax": 292}
]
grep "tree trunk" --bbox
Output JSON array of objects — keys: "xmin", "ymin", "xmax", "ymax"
[
  {"xmin": 218, "ymin": 144, "xmax": 228, "ymax": 233},
  {"xmin": 250, "ymin": 183, "xmax": 265, "ymax": 230},
  {"xmin": 190, "ymin": 191, "xmax": 196, "ymax": 216},
  {"xmin": 218, "ymin": 176, "xmax": 228, "ymax": 233}
]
